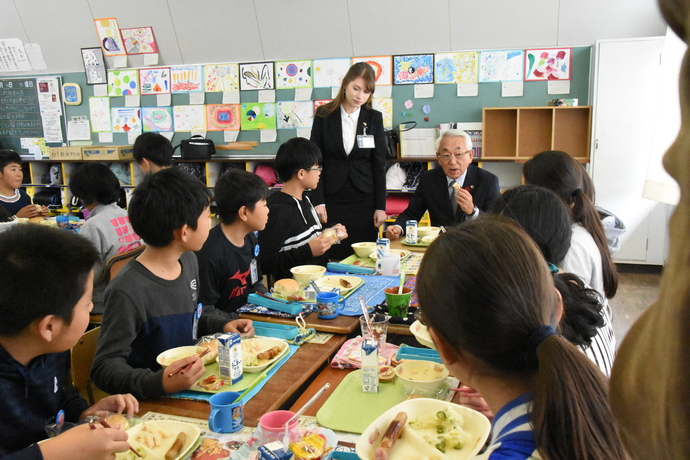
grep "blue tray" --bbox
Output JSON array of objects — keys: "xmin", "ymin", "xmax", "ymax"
[
  {"xmin": 253, "ymin": 321, "xmax": 299, "ymax": 340},
  {"xmin": 396, "ymin": 344, "xmax": 442, "ymax": 363}
]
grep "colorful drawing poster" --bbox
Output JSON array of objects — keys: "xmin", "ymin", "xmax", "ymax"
[
  {"xmin": 313, "ymin": 58, "xmax": 351, "ymax": 88},
  {"xmin": 107, "ymin": 70, "xmax": 139, "ymax": 96},
  {"xmin": 435, "ymin": 52, "xmax": 478, "ymax": 84},
  {"xmin": 173, "ymin": 105, "xmax": 206, "ymax": 131},
  {"xmin": 89, "ymin": 97, "xmax": 111, "ymax": 132},
  {"xmin": 352, "ymin": 56, "xmax": 392, "ymax": 86},
  {"xmin": 111, "ymin": 107, "xmax": 142, "ymax": 133},
  {"xmin": 524, "ymin": 48, "xmax": 571, "ymax": 81},
  {"xmin": 371, "ymin": 98, "xmax": 393, "ymax": 129},
  {"xmin": 206, "ymin": 104, "xmax": 240, "ymax": 131},
  {"xmin": 479, "ymin": 50, "xmax": 524, "ymax": 82},
  {"xmin": 171, "ymin": 66, "xmax": 203, "ymax": 93},
  {"xmin": 204, "ymin": 64, "xmax": 240, "ymax": 92},
  {"xmin": 277, "ymin": 101, "xmax": 314, "ymax": 129},
  {"xmin": 120, "ymin": 27, "xmax": 158, "ymax": 54},
  {"xmin": 94, "ymin": 18, "xmax": 126, "ymax": 57},
  {"xmin": 142, "ymin": 106, "xmax": 173, "ymax": 132},
  {"xmin": 240, "ymin": 63, "xmax": 275, "ymax": 90},
  {"xmin": 240, "ymin": 103, "xmax": 276, "ymax": 130},
  {"xmin": 139, "ymin": 68, "xmax": 170, "ymax": 94},
  {"xmin": 275, "ymin": 60, "xmax": 313, "ymax": 89},
  {"xmin": 393, "ymin": 55, "xmax": 434, "ymax": 84}
]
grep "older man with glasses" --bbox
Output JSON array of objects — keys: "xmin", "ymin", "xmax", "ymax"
[{"xmin": 386, "ymin": 130, "xmax": 499, "ymax": 240}]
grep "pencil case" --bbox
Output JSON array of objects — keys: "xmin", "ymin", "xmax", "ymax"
[
  {"xmin": 252, "ymin": 321, "xmax": 299, "ymax": 340},
  {"xmin": 247, "ymin": 293, "xmax": 303, "ymax": 315},
  {"xmin": 396, "ymin": 345, "xmax": 442, "ymax": 363},
  {"xmin": 327, "ymin": 262, "xmax": 376, "ymax": 275}
]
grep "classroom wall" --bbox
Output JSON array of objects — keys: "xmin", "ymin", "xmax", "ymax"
[{"xmin": 0, "ymin": 0, "xmax": 666, "ymax": 77}]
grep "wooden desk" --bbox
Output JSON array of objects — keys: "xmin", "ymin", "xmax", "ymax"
[
  {"xmin": 239, "ymin": 311, "xmax": 360, "ymax": 334},
  {"xmin": 138, "ymin": 334, "xmax": 347, "ymax": 426}
]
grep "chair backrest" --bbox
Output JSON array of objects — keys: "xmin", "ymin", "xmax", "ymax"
[
  {"xmin": 104, "ymin": 244, "xmax": 145, "ymax": 281},
  {"xmin": 71, "ymin": 326, "xmax": 101, "ymax": 405}
]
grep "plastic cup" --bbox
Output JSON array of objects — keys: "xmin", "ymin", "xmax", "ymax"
[
  {"xmin": 259, "ymin": 410, "xmax": 300, "ymax": 445},
  {"xmin": 316, "ymin": 291, "xmax": 345, "ymax": 319},
  {"xmin": 359, "ymin": 313, "xmax": 389, "ymax": 349},
  {"xmin": 208, "ymin": 391, "xmax": 244, "ymax": 433},
  {"xmin": 384, "ymin": 287, "xmax": 412, "ymax": 317}
]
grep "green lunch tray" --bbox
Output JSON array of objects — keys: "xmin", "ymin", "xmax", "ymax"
[{"xmin": 316, "ymin": 370, "xmax": 405, "ymax": 434}]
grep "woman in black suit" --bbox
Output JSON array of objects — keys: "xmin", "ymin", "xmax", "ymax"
[{"xmin": 310, "ymin": 62, "xmax": 387, "ymax": 259}]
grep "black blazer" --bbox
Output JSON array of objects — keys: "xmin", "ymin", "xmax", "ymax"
[
  {"xmin": 393, "ymin": 164, "xmax": 500, "ymax": 229},
  {"xmin": 310, "ymin": 106, "xmax": 387, "ymax": 210}
]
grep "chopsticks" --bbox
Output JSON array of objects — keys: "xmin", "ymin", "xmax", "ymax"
[
  {"xmin": 167, "ymin": 348, "xmax": 210, "ymax": 378},
  {"xmin": 89, "ymin": 418, "xmax": 141, "ymax": 457},
  {"xmin": 256, "ymin": 291, "xmax": 293, "ymax": 304}
]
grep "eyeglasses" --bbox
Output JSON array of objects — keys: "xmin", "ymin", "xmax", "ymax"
[
  {"xmin": 438, "ymin": 151, "xmax": 472, "ymax": 162},
  {"xmin": 305, "ymin": 167, "xmax": 323, "ymax": 171}
]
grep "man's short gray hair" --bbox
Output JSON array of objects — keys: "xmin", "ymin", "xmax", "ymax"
[{"xmin": 435, "ymin": 129, "xmax": 473, "ymax": 152}]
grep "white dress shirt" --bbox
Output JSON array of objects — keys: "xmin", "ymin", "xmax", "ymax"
[{"xmin": 340, "ymin": 105, "xmax": 360, "ymax": 155}]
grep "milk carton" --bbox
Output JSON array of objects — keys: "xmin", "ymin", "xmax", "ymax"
[
  {"xmin": 361, "ymin": 337, "xmax": 379, "ymax": 393},
  {"xmin": 218, "ymin": 333, "xmax": 243, "ymax": 385}
]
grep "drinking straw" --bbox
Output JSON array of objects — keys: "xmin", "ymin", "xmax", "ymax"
[
  {"xmin": 359, "ymin": 295, "xmax": 372, "ymax": 333},
  {"xmin": 285, "ymin": 383, "xmax": 331, "ymax": 426}
]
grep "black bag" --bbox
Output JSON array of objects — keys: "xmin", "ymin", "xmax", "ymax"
[
  {"xmin": 175, "ymin": 135, "xmax": 216, "ymax": 159},
  {"xmin": 385, "ymin": 122, "xmax": 417, "ymax": 159}
]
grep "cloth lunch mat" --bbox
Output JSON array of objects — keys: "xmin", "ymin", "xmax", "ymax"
[{"xmin": 167, "ymin": 344, "xmax": 298, "ymax": 402}]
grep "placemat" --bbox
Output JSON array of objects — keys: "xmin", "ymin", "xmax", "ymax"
[{"xmin": 334, "ymin": 274, "xmax": 395, "ymax": 316}]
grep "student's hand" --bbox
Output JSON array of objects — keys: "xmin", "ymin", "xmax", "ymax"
[
  {"xmin": 373, "ymin": 210, "xmax": 387, "ymax": 228},
  {"xmin": 161, "ymin": 355, "xmax": 206, "ymax": 394},
  {"xmin": 455, "ymin": 188, "xmax": 475, "ymax": 215},
  {"xmin": 315, "ymin": 205, "xmax": 328, "ymax": 223},
  {"xmin": 331, "ymin": 223, "xmax": 348, "ymax": 242},
  {"xmin": 385, "ymin": 225, "xmax": 403, "ymax": 240},
  {"xmin": 39, "ymin": 205, "xmax": 49, "ymax": 216},
  {"xmin": 38, "ymin": 422, "xmax": 130, "ymax": 460},
  {"xmin": 81, "ymin": 394, "xmax": 139, "ymax": 421},
  {"xmin": 224, "ymin": 319, "xmax": 254, "ymax": 338},
  {"xmin": 308, "ymin": 235, "xmax": 333, "ymax": 257},
  {"xmin": 451, "ymin": 385, "xmax": 494, "ymax": 422},
  {"xmin": 15, "ymin": 204, "xmax": 43, "ymax": 219}
]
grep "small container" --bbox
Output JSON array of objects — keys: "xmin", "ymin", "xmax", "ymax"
[
  {"xmin": 375, "ymin": 238, "xmax": 391, "ymax": 274},
  {"xmin": 258, "ymin": 442, "xmax": 293, "ymax": 460},
  {"xmin": 405, "ymin": 220, "xmax": 418, "ymax": 244},
  {"xmin": 217, "ymin": 332, "xmax": 243, "ymax": 384},
  {"xmin": 361, "ymin": 337, "xmax": 379, "ymax": 393}
]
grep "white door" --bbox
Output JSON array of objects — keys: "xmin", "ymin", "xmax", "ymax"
[{"xmin": 590, "ymin": 37, "xmax": 665, "ymax": 263}]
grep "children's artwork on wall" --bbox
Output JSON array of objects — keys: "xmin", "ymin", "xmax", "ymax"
[
  {"xmin": 240, "ymin": 103, "xmax": 276, "ymax": 130},
  {"xmin": 204, "ymin": 64, "xmax": 240, "ymax": 92},
  {"xmin": 142, "ymin": 106, "xmax": 173, "ymax": 132},
  {"xmin": 434, "ymin": 52, "xmax": 479, "ymax": 84},
  {"xmin": 206, "ymin": 104, "xmax": 240, "ymax": 131},
  {"xmin": 111, "ymin": 107, "xmax": 142, "ymax": 133},
  {"xmin": 313, "ymin": 58, "xmax": 351, "ymax": 88},
  {"xmin": 313, "ymin": 99, "xmax": 332, "ymax": 112},
  {"xmin": 393, "ymin": 55, "xmax": 434, "ymax": 84},
  {"xmin": 173, "ymin": 105, "xmax": 206, "ymax": 131},
  {"xmin": 171, "ymin": 65, "xmax": 203, "ymax": 93},
  {"xmin": 524, "ymin": 48, "xmax": 571, "ymax": 81},
  {"xmin": 120, "ymin": 27, "xmax": 158, "ymax": 54},
  {"xmin": 479, "ymin": 50, "xmax": 524, "ymax": 82},
  {"xmin": 81, "ymin": 47, "xmax": 107, "ymax": 85},
  {"xmin": 371, "ymin": 98, "xmax": 393, "ymax": 129},
  {"xmin": 139, "ymin": 67, "xmax": 170, "ymax": 94},
  {"xmin": 275, "ymin": 60, "xmax": 313, "ymax": 89},
  {"xmin": 107, "ymin": 70, "xmax": 139, "ymax": 96},
  {"xmin": 94, "ymin": 18, "xmax": 126, "ymax": 57},
  {"xmin": 352, "ymin": 56, "xmax": 392, "ymax": 86},
  {"xmin": 89, "ymin": 97, "xmax": 111, "ymax": 132},
  {"xmin": 277, "ymin": 101, "xmax": 314, "ymax": 129},
  {"xmin": 240, "ymin": 63, "xmax": 274, "ymax": 90}
]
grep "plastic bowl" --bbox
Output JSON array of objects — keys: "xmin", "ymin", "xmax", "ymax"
[
  {"xmin": 156, "ymin": 346, "xmax": 209, "ymax": 367},
  {"xmin": 290, "ymin": 264, "xmax": 327, "ymax": 287},
  {"xmin": 417, "ymin": 226, "xmax": 441, "ymax": 238},
  {"xmin": 351, "ymin": 242, "xmax": 377, "ymax": 258},
  {"xmin": 395, "ymin": 360, "xmax": 449, "ymax": 396}
]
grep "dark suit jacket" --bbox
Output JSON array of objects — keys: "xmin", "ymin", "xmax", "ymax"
[
  {"xmin": 393, "ymin": 164, "xmax": 500, "ymax": 229},
  {"xmin": 310, "ymin": 106, "xmax": 387, "ymax": 210}
]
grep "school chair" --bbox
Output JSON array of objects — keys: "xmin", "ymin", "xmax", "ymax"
[{"xmin": 71, "ymin": 326, "xmax": 101, "ymax": 405}]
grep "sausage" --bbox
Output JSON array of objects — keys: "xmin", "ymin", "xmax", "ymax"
[
  {"xmin": 165, "ymin": 432, "xmax": 186, "ymax": 460},
  {"xmin": 375, "ymin": 412, "xmax": 408, "ymax": 460},
  {"xmin": 257, "ymin": 345, "xmax": 282, "ymax": 360}
]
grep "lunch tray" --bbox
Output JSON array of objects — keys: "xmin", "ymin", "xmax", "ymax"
[
  {"xmin": 316, "ymin": 370, "xmax": 405, "ymax": 433},
  {"xmin": 253, "ymin": 321, "xmax": 299, "ymax": 340}
]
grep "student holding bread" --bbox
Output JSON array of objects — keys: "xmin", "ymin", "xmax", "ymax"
[
  {"xmin": 0, "ymin": 224, "xmax": 138, "ymax": 459},
  {"xmin": 0, "ymin": 150, "xmax": 48, "ymax": 220},
  {"xmin": 416, "ymin": 217, "xmax": 624, "ymax": 459}
]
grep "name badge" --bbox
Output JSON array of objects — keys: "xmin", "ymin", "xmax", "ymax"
[
  {"xmin": 250, "ymin": 259, "xmax": 258, "ymax": 285},
  {"xmin": 357, "ymin": 134, "xmax": 375, "ymax": 149}
]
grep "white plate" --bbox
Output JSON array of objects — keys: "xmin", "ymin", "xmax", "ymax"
[
  {"xmin": 241, "ymin": 338, "xmax": 289, "ymax": 373},
  {"xmin": 313, "ymin": 275, "xmax": 364, "ymax": 295},
  {"xmin": 355, "ymin": 398, "xmax": 491, "ymax": 460},
  {"xmin": 410, "ymin": 320, "xmax": 435, "ymax": 349},
  {"xmin": 116, "ymin": 420, "xmax": 201, "ymax": 460},
  {"xmin": 368, "ymin": 249, "xmax": 412, "ymax": 260},
  {"xmin": 156, "ymin": 346, "xmax": 215, "ymax": 367}
]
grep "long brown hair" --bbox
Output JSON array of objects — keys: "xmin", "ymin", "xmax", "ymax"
[
  {"xmin": 416, "ymin": 217, "xmax": 625, "ymax": 460},
  {"xmin": 523, "ymin": 150, "xmax": 618, "ymax": 298},
  {"xmin": 315, "ymin": 62, "xmax": 375, "ymax": 117}
]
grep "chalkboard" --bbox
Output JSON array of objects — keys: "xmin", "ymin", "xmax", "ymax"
[{"xmin": 0, "ymin": 78, "xmax": 43, "ymax": 152}]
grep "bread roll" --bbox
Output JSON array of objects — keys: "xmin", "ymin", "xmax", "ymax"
[{"xmin": 273, "ymin": 278, "xmax": 301, "ymax": 297}]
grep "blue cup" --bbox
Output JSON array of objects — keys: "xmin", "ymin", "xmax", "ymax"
[
  {"xmin": 208, "ymin": 391, "xmax": 244, "ymax": 433},
  {"xmin": 317, "ymin": 291, "xmax": 345, "ymax": 319}
]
